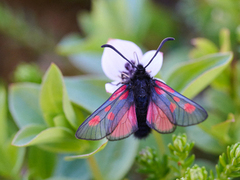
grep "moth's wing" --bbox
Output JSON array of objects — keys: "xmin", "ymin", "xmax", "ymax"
[
  {"xmin": 75, "ymin": 85, "xmax": 138, "ymax": 140},
  {"xmin": 146, "ymin": 99, "xmax": 176, "ymax": 133},
  {"xmin": 107, "ymin": 104, "xmax": 137, "ymax": 140},
  {"xmin": 147, "ymin": 80, "xmax": 208, "ymax": 128}
]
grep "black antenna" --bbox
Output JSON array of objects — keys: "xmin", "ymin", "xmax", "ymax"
[
  {"xmin": 144, "ymin": 37, "xmax": 175, "ymax": 68},
  {"xmin": 101, "ymin": 44, "xmax": 138, "ymax": 69}
]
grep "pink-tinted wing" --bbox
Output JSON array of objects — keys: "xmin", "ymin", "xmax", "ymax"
[
  {"xmin": 107, "ymin": 104, "xmax": 137, "ymax": 140},
  {"xmin": 75, "ymin": 85, "xmax": 138, "ymax": 140},
  {"xmin": 146, "ymin": 100, "xmax": 176, "ymax": 133},
  {"xmin": 148, "ymin": 80, "xmax": 208, "ymax": 127}
]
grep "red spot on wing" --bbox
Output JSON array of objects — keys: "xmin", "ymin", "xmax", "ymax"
[
  {"xmin": 109, "ymin": 85, "xmax": 127, "ymax": 101},
  {"xmin": 154, "ymin": 87, "xmax": 165, "ymax": 95},
  {"xmin": 170, "ymin": 103, "xmax": 176, "ymax": 113},
  {"xmin": 119, "ymin": 91, "xmax": 129, "ymax": 100},
  {"xmin": 88, "ymin": 116, "xmax": 100, "ymax": 126},
  {"xmin": 184, "ymin": 103, "xmax": 196, "ymax": 113},
  {"xmin": 147, "ymin": 102, "xmax": 175, "ymax": 132},
  {"xmin": 105, "ymin": 105, "xmax": 111, "ymax": 112},
  {"xmin": 173, "ymin": 96, "xmax": 180, "ymax": 102},
  {"xmin": 155, "ymin": 81, "xmax": 174, "ymax": 93},
  {"xmin": 109, "ymin": 105, "xmax": 137, "ymax": 138},
  {"xmin": 107, "ymin": 112, "xmax": 115, "ymax": 120}
]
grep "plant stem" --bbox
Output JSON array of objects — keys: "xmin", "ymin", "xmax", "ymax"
[
  {"xmin": 87, "ymin": 156, "xmax": 103, "ymax": 180},
  {"xmin": 153, "ymin": 131, "xmax": 166, "ymax": 154}
]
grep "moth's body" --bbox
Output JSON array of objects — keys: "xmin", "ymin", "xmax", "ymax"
[{"xmin": 125, "ymin": 64, "xmax": 152, "ymax": 139}]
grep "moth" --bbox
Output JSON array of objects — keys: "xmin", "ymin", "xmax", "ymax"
[{"xmin": 76, "ymin": 37, "xmax": 208, "ymax": 141}]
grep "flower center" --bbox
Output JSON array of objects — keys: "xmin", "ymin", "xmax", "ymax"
[{"xmin": 120, "ymin": 60, "xmax": 136, "ymax": 82}]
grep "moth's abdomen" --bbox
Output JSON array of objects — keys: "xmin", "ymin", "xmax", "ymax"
[{"xmin": 134, "ymin": 114, "xmax": 151, "ymax": 139}]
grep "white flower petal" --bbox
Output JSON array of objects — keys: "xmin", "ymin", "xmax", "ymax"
[
  {"xmin": 105, "ymin": 81, "xmax": 122, "ymax": 94},
  {"xmin": 101, "ymin": 39, "xmax": 143, "ymax": 81},
  {"xmin": 141, "ymin": 50, "xmax": 163, "ymax": 77}
]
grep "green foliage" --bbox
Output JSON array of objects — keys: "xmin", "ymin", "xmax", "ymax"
[
  {"xmin": 137, "ymin": 134, "xmax": 240, "ymax": 180},
  {"xmin": 0, "ymin": 83, "xmax": 25, "ymax": 179},
  {"xmin": 10, "ymin": 64, "xmax": 108, "ymax": 154},
  {"xmin": 165, "ymin": 52, "xmax": 233, "ymax": 98},
  {"xmin": 216, "ymin": 143, "xmax": 240, "ymax": 179},
  {"xmin": 168, "ymin": 134, "xmax": 195, "ymax": 178},
  {"xmin": 178, "ymin": 165, "xmax": 213, "ymax": 180},
  {"xmin": 136, "ymin": 147, "xmax": 169, "ymax": 180},
  {"xmin": 178, "ymin": 0, "xmax": 240, "ymax": 43},
  {"xmin": 187, "ymin": 28, "xmax": 240, "ymax": 156}
]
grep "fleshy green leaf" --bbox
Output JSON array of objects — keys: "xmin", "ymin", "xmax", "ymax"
[
  {"xmin": 0, "ymin": 138, "xmax": 25, "ymax": 177},
  {"xmin": 189, "ymin": 38, "xmax": 218, "ymax": 59},
  {"xmin": 51, "ymin": 155, "xmax": 91, "ymax": 180},
  {"xmin": 40, "ymin": 63, "xmax": 76, "ymax": 129},
  {"xmin": 220, "ymin": 28, "xmax": 231, "ymax": 52},
  {"xmin": 95, "ymin": 137, "xmax": 139, "ymax": 180},
  {"xmin": 12, "ymin": 125, "xmax": 81, "ymax": 153},
  {"xmin": 210, "ymin": 117, "xmax": 234, "ymax": 144},
  {"xmin": 186, "ymin": 126, "xmax": 225, "ymax": 154},
  {"xmin": 53, "ymin": 115, "xmax": 72, "ymax": 129},
  {"xmin": 28, "ymin": 146, "xmax": 56, "ymax": 179},
  {"xmin": 63, "ymin": 87, "xmax": 81, "ymax": 130},
  {"xmin": 65, "ymin": 139, "xmax": 108, "ymax": 160},
  {"xmin": 166, "ymin": 52, "xmax": 233, "ymax": 98},
  {"xmin": 12, "ymin": 124, "xmax": 106, "ymax": 154},
  {"xmin": 40, "ymin": 64, "xmax": 65, "ymax": 127},
  {"xmin": 9, "ymin": 83, "xmax": 46, "ymax": 128}
]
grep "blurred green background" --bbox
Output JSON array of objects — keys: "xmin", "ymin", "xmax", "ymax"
[{"xmin": 0, "ymin": 0, "xmax": 240, "ymax": 179}]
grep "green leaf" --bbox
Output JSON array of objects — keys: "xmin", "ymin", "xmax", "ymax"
[
  {"xmin": 9, "ymin": 83, "xmax": 46, "ymax": 128},
  {"xmin": 64, "ymin": 76, "xmax": 109, "ymax": 112},
  {"xmin": 95, "ymin": 137, "xmax": 139, "ymax": 180},
  {"xmin": 12, "ymin": 125, "xmax": 82, "ymax": 153},
  {"xmin": 0, "ymin": 138, "xmax": 25, "ymax": 177},
  {"xmin": 0, "ymin": 84, "xmax": 7, "ymax": 144},
  {"xmin": 220, "ymin": 28, "xmax": 231, "ymax": 52},
  {"xmin": 53, "ymin": 115, "xmax": 72, "ymax": 129},
  {"xmin": 186, "ymin": 126, "xmax": 225, "ymax": 154},
  {"xmin": 40, "ymin": 64, "xmax": 64, "ymax": 127},
  {"xmin": 28, "ymin": 146, "xmax": 56, "ymax": 179},
  {"xmin": 63, "ymin": 87, "xmax": 82, "ymax": 130},
  {"xmin": 51, "ymin": 155, "xmax": 91, "ymax": 180},
  {"xmin": 166, "ymin": 52, "xmax": 233, "ymax": 98},
  {"xmin": 40, "ymin": 63, "xmax": 76, "ymax": 129},
  {"xmin": 12, "ymin": 124, "xmax": 105, "ymax": 154},
  {"xmin": 189, "ymin": 38, "xmax": 218, "ymax": 59},
  {"xmin": 210, "ymin": 116, "xmax": 235, "ymax": 144},
  {"xmin": 65, "ymin": 139, "xmax": 108, "ymax": 160}
]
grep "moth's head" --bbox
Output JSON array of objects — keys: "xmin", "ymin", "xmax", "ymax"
[{"xmin": 136, "ymin": 64, "xmax": 145, "ymax": 73}]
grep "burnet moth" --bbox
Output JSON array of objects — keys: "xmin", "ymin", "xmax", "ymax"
[{"xmin": 75, "ymin": 37, "xmax": 208, "ymax": 141}]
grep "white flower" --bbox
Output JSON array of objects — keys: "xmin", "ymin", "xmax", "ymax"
[{"xmin": 101, "ymin": 39, "xmax": 163, "ymax": 93}]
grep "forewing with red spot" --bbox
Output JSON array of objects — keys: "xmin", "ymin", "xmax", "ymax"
[
  {"xmin": 75, "ymin": 85, "xmax": 138, "ymax": 140},
  {"xmin": 149, "ymin": 80, "xmax": 208, "ymax": 127}
]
